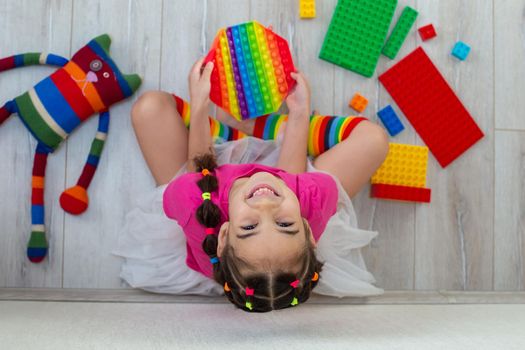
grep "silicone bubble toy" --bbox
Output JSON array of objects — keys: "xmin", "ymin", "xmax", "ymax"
[{"xmin": 204, "ymin": 21, "xmax": 297, "ymax": 120}]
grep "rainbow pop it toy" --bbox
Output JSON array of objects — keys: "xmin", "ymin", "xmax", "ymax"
[{"xmin": 204, "ymin": 21, "xmax": 297, "ymax": 121}]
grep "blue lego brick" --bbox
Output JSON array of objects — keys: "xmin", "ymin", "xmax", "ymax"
[
  {"xmin": 377, "ymin": 105, "xmax": 405, "ymax": 136},
  {"xmin": 452, "ymin": 41, "xmax": 471, "ymax": 61}
]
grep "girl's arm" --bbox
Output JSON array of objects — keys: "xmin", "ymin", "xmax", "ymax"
[
  {"xmin": 276, "ymin": 72, "xmax": 311, "ymax": 174},
  {"xmin": 187, "ymin": 58, "xmax": 215, "ymax": 172}
]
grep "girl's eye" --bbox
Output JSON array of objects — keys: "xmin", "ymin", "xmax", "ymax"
[
  {"xmin": 241, "ymin": 224, "xmax": 257, "ymax": 230},
  {"xmin": 277, "ymin": 222, "xmax": 293, "ymax": 227}
]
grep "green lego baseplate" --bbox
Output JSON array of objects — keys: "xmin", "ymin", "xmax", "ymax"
[
  {"xmin": 382, "ymin": 6, "xmax": 418, "ymax": 59},
  {"xmin": 319, "ymin": 0, "xmax": 397, "ymax": 78}
]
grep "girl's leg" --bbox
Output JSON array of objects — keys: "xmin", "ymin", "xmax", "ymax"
[
  {"xmin": 313, "ymin": 121, "xmax": 389, "ymax": 198},
  {"xmin": 131, "ymin": 91, "xmax": 188, "ymax": 186}
]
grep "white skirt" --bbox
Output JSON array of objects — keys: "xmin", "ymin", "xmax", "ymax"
[{"xmin": 112, "ymin": 137, "xmax": 384, "ymax": 297}]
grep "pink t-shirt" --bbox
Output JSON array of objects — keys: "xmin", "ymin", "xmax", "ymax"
[{"xmin": 163, "ymin": 163, "xmax": 338, "ymax": 278}]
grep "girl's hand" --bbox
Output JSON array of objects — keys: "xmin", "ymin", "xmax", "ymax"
[
  {"xmin": 285, "ymin": 71, "xmax": 311, "ymax": 118},
  {"xmin": 189, "ymin": 57, "xmax": 214, "ymax": 115}
]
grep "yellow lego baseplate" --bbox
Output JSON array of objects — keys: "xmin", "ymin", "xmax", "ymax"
[{"xmin": 371, "ymin": 143, "xmax": 429, "ymax": 188}]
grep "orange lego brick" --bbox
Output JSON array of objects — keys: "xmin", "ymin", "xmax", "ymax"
[{"xmin": 349, "ymin": 93, "xmax": 368, "ymax": 113}]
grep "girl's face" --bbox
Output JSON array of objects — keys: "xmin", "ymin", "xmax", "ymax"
[{"xmin": 217, "ymin": 171, "xmax": 316, "ymax": 273}]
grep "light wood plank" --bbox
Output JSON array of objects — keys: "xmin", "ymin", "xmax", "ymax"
[
  {"xmin": 414, "ymin": 0, "xmax": 494, "ymax": 290},
  {"xmin": 62, "ymin": 0, "xmax": 162, "ymax": 288},
  {"xmin": 292, "ymin": 0, "xmax": 337, "ymax": 113},
  {"xmin": 160, "ymin": 0, "xmax": 207, "ymax": 94},
  {"xmin": 354, "ymin": 0, "xmax": 419, "ymax": 290},
  {"xmin": 495, "ymin": 130, "xmax": 525, "ymax": 290},
  {"xmin": 495, "ymin": 0, "xmax": 525, "ymax": 130},
  {"xmin": 0, "ymin": 0, "xmax": 72, "ymax": 287}
]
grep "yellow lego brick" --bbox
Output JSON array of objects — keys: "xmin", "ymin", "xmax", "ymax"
[
  {"xmin": 371, "ymin": 143, "xmax": 429, "ymax": 188},
  {"xmin": 300, "ymin": 0, "xmax": 316, "ymax": 18}
]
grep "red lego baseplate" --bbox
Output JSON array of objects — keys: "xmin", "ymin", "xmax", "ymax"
[
  {"xmin": 371, "ymin": 183, "xmax": 431, "ymax": 203},
  {"xmin": 379, "ymin": 47, "xmax": 484, "ymax": 168}
]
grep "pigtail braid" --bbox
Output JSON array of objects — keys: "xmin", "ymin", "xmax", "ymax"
[{"xmin": 193, "ymin": 153, "xmax": 222, "ymax": 271}]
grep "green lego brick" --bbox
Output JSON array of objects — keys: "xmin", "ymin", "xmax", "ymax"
[
  {"xmin": 319, "ymin": 0, "xmax": 397, "ymax": 78},
  {"xmin": 382, "ymin": 6, "xmax": 418, "ymax": 59}
]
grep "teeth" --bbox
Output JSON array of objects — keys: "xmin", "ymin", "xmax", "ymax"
[{"xmin": 252, "ymin": 187, "xmax": 275, "ymax": 197}]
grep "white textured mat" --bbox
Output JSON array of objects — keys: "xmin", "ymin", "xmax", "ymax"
[{"xmin": 1, "ymin": 302, "xmax": 524, "ymax": 350}]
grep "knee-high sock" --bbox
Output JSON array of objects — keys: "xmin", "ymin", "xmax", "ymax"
[
  {"xmin": 254, "ymin": 114, "xmax": 368, "ymax": 157},
  {"xmin": 172, "ymin": 95, "xmax": 368, "ymax": 156},
  {"xmin": 27, "ymin": 144, "xmax": 49, "ymax": 263},
  {"xmin": 172, "ymin": 95, "xmax": 248, "ymax": 142},
  {"xmin": 60, "ymin": 111, "xmax": 109, "ymax": 215}
]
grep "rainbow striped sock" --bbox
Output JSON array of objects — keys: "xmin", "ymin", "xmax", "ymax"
[
  {"xmin": 254, "ymin": 114, "xmax": 367, "ymax": 157},
  {"xmin": 172, "ymin": 95, "xmax": 248, "ymax": 142},
  {"xmin": 173, "ymin": 95, "xmax": 368, "ymax": 157},
  {"xmin": 60, "ymin": 111, "xmax": 109, "ymax": 215},
  {"xmin": 27, "ymin": 144, "xmax": 49, "ymax": 263}
]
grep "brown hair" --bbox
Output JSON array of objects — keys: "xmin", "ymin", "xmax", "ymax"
[{"xmin": 193, "ymin": 153, "xmax": 324, "ymax": 312}]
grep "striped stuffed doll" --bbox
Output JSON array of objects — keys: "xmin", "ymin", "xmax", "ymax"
[{"xmin": 0, "ymin": 34, "xmax": 141, "ymax": 263}]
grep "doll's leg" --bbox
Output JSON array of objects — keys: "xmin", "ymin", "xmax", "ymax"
[
  {"xmin": 131, "ymin": 91, "xmax": 189, "ymax": 186},
  {"xmin": 313, "ymin": 121, "xmax": 389, "ymax": 198}
]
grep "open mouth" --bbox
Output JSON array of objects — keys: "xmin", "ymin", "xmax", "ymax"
[{"xmin": 247, "ymin": 184, "xmax": 280, "ymax": 199}]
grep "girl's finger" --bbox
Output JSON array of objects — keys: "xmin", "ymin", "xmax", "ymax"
[
  {"xmin": 201, "ymin": 61, "xmax": 214, "ymax": 81},
  {"xmin": 190, "ymin": 57, "xmax": 206, "ymax": 78}
]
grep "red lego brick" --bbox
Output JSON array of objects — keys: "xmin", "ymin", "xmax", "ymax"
[
  {"xmin": 418, "ymin": 24, "xmax": 437, "ymax": 41},
  {"xmin": 371, "ymin": 183, "xmax": 431, "ymax": 203},
  {"xmin": 378, "ymin": 47, "xmax": 484, "ymax": 168}
]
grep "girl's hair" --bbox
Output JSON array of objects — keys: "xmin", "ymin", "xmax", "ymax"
[{"xmin": 193, "ymin": 153, "xmax": 324, "ymax": 312}]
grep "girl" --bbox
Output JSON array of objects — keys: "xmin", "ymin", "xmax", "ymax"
[{"xmin": 113, "ymin": 58, "xmax": 389, "ymax": 312}]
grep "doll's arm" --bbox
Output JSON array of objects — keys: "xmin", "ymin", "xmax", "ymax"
[{"xmin": 0, "ymin": 53, "xmax": 68, "ymax": 73}]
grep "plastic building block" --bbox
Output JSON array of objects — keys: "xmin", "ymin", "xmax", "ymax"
[
  {"xmin": 204, "ymin": 21, "xmax": 297, "ymax": 121},
  {"xmin": 418, "ymin": 24, "xmax": 437, "ymax": 41},
  {"xmin": 377, "ymin": 105, "xmax": 405, "ymax": 136},
  {"xmin": 370, "ymin": 142, "xmax": 432, "ymax": 203},
  {"xmin": 382, "ymin": 6, "xmax": 418, "ymax": 59},
  {"xmin": 452, "ymin": 41, "xmax": 471, "ymax": 61},
  {"xmin": 371, "ymin": 143, "xmax": 429, "ymax": 188},
  {"xmin": 349, "ymin": 93, "xmax": 368, "ymax": 113},
  {"xmin": 371, "ymin": 184, "xmax": 431, "ymax": 203},
  {"xmin": 379, "ymin": 47, "xmax": 484, "ymax": 167},
  {"xmin": 319, "ymin": 0, "xmax": 397, "ymax": 78},
  {"xmin": 300, "ymin": 0, "xmax": 316, "ymax": 18}
]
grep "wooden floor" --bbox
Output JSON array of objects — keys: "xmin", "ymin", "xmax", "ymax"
[{"xmin": 0, "ymin": 0, "xmax": 523, "ymax": 292}]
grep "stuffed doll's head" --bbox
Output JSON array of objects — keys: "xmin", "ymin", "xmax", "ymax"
[
  {"xmin": 70, "ymin": 34, "xmax": 141, "ymax": 110},
  {"xmin": 194, "ymin": 154, "xmax": 323, "ymax": 312}
]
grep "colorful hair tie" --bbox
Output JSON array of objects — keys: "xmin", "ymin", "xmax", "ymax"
[
  {"xmin": 201, "ymin": 169, "xmax": 210, "ymax": 176},
  {"xmin": 224, "ymin": 282, "xmax": 231, "ymax": 292},
  {"xmin": 312, "ymin": 272, "xmax": 319, "ymax": 281},
  {"xmin": 290, "ymin": 279, "xmax": 300, "ymax": 288},
  {"xmin": 245, "ymin": 301, "xmax": 253, "ymax": 310},
  {"xmin": 290, "ymin": 297, "xmax": 298, "ymax": 306},
  {"xmin": 245, "ymin": 287, "xmax": 254, "ymax": 296},
  {"xmin": 205, "ymin": 227, "xmax": 215, "ymax": 235},
  {"xmin": 202, "ymin": 192, "xmax": 211, "ymax": 200},
  {"xmin": 210, "ymin": 256, "xmax": 219, "ymax": 264}
]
